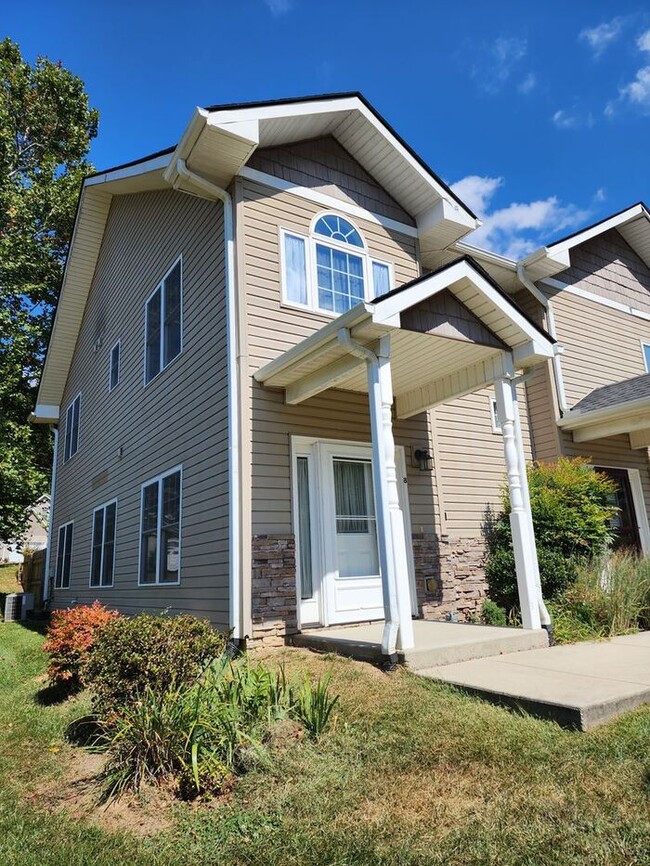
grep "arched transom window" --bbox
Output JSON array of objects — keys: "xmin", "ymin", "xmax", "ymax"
[{"xmin": 281, "ymin": 213, "xmax": 392, "ymax": 315}]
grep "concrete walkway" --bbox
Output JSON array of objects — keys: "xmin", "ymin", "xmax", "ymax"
[{"xmin": 420, "ymin": 631, "xmax": 650, "ymax": 730}]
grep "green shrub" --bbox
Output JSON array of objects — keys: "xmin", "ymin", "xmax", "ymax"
[
  {"xmin": 100, "ymin": 655, "xmax": 339, "ymax": 801},
  {"xmin": 85, "ymin": 613, "xmax": 226, "ymax": 716},
  {"xmin": 480, "ymin": 599, "xmax": 507, "ymax": 627},
  {"xmin": 484, "ymin": 458, "xmax": 618, "ymax": 612}
]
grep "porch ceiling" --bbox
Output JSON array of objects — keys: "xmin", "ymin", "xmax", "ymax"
[{"xmin": 255, "ymin": 257, "xmax": 556, "ymax": 418}]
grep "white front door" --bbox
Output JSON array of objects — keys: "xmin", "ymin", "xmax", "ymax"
[{"xmin": 293, "ymin": 438, "xmax": 415, "ymax": 628}]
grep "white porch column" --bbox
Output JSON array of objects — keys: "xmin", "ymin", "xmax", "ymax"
[{"xmin": 494, "ymin": 369, "xmax": 541, "ymax": 630}]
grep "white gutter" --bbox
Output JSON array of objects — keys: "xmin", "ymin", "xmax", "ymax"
[
  {"xmin": 165, "ymin": 157, "xmax": 243, "ymax": 643},
  {"xmin": 558, "ymin": 394, "xmax": 650, "ymax": 429},
  {"xmin": 516, "ymin": 262, "xmax": 568, "ymax": 415},
  {"xmin": 42, "ymin": 427, "xmax": 59, "ymax": 605}
]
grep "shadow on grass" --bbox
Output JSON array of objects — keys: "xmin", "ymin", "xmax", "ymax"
[{"xmin": 35, "ymin": 681, "xmax": 79, "ymax": 706}]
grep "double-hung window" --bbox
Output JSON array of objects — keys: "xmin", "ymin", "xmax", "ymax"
[
  {"xmin": 139, "ymin": 467, "xmax": 182, "ymax": 585},
  {"xmin": 145, "ymin": 258, "xmax": 182, "ymax": 384},
  {"xmin": 63, "ymin": 394, "xmax": 81, "ymax": 462},
  {"xmin": 55, "ymin": 522, "xmax": 73, "ymax": 589},
  {"xmin": 90, "ymin": 500, "xmax": 117, "ymax": 588},
  {"xmin": 109, "ymin": 341, "xmax": 120, "ymax": 391},
  {"xmin": 281, "ymin": 214, "xmax": 392, "ymax": 315}
]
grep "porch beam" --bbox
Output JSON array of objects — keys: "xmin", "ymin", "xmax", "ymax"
[
  {"xmin": 494, "ymin": 371, "xmax": 542, "ymax": 631},
  {"xmin": 395, "ymin": 353, "xmax": 508, "ymax": 419},
  {"xmin": 572, "ymin": 413, "xmax": 650, "ymax": 443},
  {"xmin": 285, "ymin": 351, "xmax": 370, "ymax": 405},
  {"xmin": 629, "ymin": 428, "xmax": 650, "ymax": 449}
]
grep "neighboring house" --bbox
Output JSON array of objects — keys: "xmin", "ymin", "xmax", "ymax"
[
  {"xmin": 0, "ymin": 495, "xmax": 50, "ymax": 564},
  {"xmin": 30, "ymin": 94, "xmax": 650, "ymax": 661}
]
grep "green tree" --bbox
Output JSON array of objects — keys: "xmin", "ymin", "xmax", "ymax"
[{"xmin": 0, "ymin": 38, "xmax": 98, "ymax": 543}]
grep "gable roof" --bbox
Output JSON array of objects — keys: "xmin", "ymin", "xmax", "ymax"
[
  {"xmin": 33, "ymin": 93, "xmax": 480, "ymax": 422},
  {"xmin": 521, "ymin": 202, "xmax": 650, "ymax": 282}
]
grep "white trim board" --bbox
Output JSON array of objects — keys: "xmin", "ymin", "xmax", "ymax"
[
  {"xmin": 238, "ymin": 166, "xmax": 419, "ymax": 238},
  {"xmin": 540, "ymin": 277, "xmax": 650, "ymax": 324}
]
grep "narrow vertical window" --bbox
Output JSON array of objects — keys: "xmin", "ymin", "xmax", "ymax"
[
  {"xmin": 145, "ymin": 259, "xmax": 182, "ymax": 384},
  {"xmin": 55, "ymin": 522, "xmax": 73, "ymax": 589},
  {"xmin": 372, "ymin": 261, "xmax": 391, "ymax": 298},
  {"xmin": 139, "ymin": 467, "xmax": 182, "ymax": 585},
  {"xmin": 63, "ymin": 394, "xmax": 81, "ymax": 462},
  {"xmin": 109, "ymin": 342, "xmax": 120, "ymax": 391},
  {"xmin": 90, "ymin": 501, "xmax": 117, "ymax": 587},
  {"xmin": 642, "ymin": 342, "xmax": 650, "ymax": 372},
  {"xmin": 283, "ymin": 233, "xmax": 308, "ymax": 305},
  {"xmin": 296, "ymin": 457, "xmax": 313, "ymax": 599}
]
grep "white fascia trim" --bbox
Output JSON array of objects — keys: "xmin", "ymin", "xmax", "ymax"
[
  {"xmin": 454, "ymin": 241, "xmax": 517, "ymax": 270},
  {"xmin": 31, "ymin": 404, "xmax": 60, "ymax": 424},
  {"xmin": 558, "ymin": 394, "xmax": 650, "ymax": 430},
  {"xmin": 85, "ymin": 152, "xmax": 172, "ymax": 186},
  {"xmin": 546, "ymin": 204, "xmax": 649, "ymax": 257},
  {"xmin": 540, "ymin": 277, "xmax": 650, "ymax": 324},
  {"xmin": 239, "ymin": 166, "xmax": 418, "ymax": 238}
]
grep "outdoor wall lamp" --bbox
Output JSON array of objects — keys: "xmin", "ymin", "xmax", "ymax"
[{"xmin": 413, "ymin": 448, "xmax": 434, "ymax": 471}]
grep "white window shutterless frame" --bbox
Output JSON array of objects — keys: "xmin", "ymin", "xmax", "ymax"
[{"xmin": 292, "ymin": 438, "xmax": 417, "ymax": 628}]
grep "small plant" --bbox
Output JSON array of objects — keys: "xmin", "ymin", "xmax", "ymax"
[
  {"xmin": 84, "ymin": 612, "xmax": 226, "ymax": 716},
  {"xmin": 291, "ymin": 671, "xmax": 339, "ymax": 739},
  {"xmin": 43, "ymin": 601, "xmax": 120, "ymax": 691},
  {"xmin": 480, "ymin": 599, "xmax": 507, "ymax": 627}
]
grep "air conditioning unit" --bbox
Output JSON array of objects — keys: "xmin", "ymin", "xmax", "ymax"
[{"xmin": 3, "ymin": 592, "xmax": 34, "ymax": 622}]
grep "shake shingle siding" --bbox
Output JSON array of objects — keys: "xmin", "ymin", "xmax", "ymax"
[{"xmin": 50, "ymin": 189, "xmax": 230, "ymax": 628}]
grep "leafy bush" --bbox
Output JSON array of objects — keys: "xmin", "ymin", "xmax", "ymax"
[
  {"xmin": 43, "ymin": 601, "xmax": 120, "ymax": 691},
  {"xmin": 100, "ymin": 656, "xmax": 338, "ymax": 801},
  {"xmin": 484, "ymin": 458, "xmax": 618, "ymax": 611},
  {"xmin": 549, "ymin": 552, "xmax": 650, "ymax": 643},
  {"xmin": 85, "ymin": 613, "xmax": 226, "ymax": 716},
  {"xmin": 480, "ymin": 599, "xmax": 507, "ymax": 627}
]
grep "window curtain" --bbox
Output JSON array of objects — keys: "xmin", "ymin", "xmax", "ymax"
[
  {"xmin": 284, "ymin": 234, "xmax": 308, "ymax": 305},
  {"xmin": 334, "ymin": 459, "xmax": 373, "ymax": 533}
]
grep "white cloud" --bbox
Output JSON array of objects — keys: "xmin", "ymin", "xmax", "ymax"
[
  {"xmin": 637, "ymin": 28, "xmax": 650, "ymax": 52},
  {"xmin": 517, "ymin": 72, "xmax": 537, "ymax": 94},
  {"xmin": 552, "ymin": 108, "xmax": 595, "ymax": 129},
  {"xmin": 579, "ymin": 18, "xmax": 624, "ymax": 57},
  {"xmin": 451, "ymin": 175, "xmax": 590, "ymax": 259},
  {"xmin": 594, "ymin": 187, "xmax": 607, "ymax": 203},
  {"xmin": 262, "ymin": 0, "xmax": 292, "ymax": 14},
  {"xmin": 470, "ymin": 36, "xmax": 527, "ymax": 94}
]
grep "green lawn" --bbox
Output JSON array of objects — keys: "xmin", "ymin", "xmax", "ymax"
[
  {"xmin": 0, "ymin": 563, "xmax": 21, "ymax": 594},
  {"xmin": 1, "ymin": 623, "xmax": 649, "ymax": 866}
]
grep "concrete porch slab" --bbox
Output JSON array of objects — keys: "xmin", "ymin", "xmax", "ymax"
[
  {"xmin": 291, "ymin": 620, "xmax": 548, "ymax": 670},
  {"xmin": 420, "ymin": 631, "xmax": 650, "ymax": 730}
]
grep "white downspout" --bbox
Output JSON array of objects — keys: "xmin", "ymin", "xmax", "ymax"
[
  {"xmin": 169, "ymin": 159, "xmax": 243, "ymax": 643},
  {"xmin": 516, "ymin": 262, "xmax": 568, "ymax": 416},
  {"xmin": 42, "ymin": 426, "xmax": 59, "ymax": 606}
]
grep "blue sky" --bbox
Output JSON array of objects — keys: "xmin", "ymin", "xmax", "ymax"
[{"xmin": 6, "ymin": 1, "xmax": 650, "ymax": 258}]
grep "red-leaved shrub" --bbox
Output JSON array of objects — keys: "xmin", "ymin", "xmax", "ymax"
[{"xmin": 44, "ymin": 601, "xmax": 121, "ymax": 691}]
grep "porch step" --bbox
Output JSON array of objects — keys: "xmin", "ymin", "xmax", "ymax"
[{"xmin": 291, "ymin": 620, "xmax": 549, "ymax": 669}]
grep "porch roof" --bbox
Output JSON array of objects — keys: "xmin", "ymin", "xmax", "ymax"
[
  {"xmin": 255, "ymin": 257, "xmax": 556, "ymax": 419},
  {"xmin": 558, "ymin": 373, "xmax": 650, "ymax": 448}
]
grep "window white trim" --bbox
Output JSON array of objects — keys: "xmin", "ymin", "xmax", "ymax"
[
  {"xmin": 54, "ymin": 520, "xmax": 74, "ymax": 590},
  {"xmin": 109, "ymin": 340, "xmax": 121, "ymax": 391},
  {"xmin": 137, "ymin": 465, "xmax": 183, "ymax": 586},
  {"xmin": 641, "ymin": 339, "xmax": 650, "ymax": 373},
  {"xmin": 89, "ymin": 498, "xmax": 117, "ymax": 588},
  {"xmin": 490, "ymin": 397, "xmax": 503, "ymax": 434},
  {"xmin": 63, "ymin": 393, "xmax": 81, "ymax": 463},
  {"xmin": 279, "ymin": 216, "xmax": 394, "ymax": 318},
  {"xmin": 143, "ymin": 255, "xmax": 183, "ymax": 387}
]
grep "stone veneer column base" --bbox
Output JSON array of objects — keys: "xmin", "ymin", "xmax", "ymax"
[
  {"xmin": 413, "ymin": 533, "xmax": 488, "ymax": 622},
  {"xmin": 250, "ymin": 532, "xmax": 489, "ymax": 647}
]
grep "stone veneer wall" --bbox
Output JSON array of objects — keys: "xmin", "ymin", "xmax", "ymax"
[{"xmin": 250, "ymin": 532, "xmax": 488, "ymax": 646}]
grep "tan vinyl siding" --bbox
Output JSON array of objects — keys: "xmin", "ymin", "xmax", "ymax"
[
  {"xmin": 549, "ymin": 289, "xmax": 650, "ymax": 407},
  {"xmin": 247, "ymin": 137, "xmax": 414, "ymax": 226},
  {"xmin": 51, "ymin": 189, "xmax": 230, "ymax": 628},
  {"xmin": 558, "ymin": 229, "xmax": 650, "ymax": 314},
  {"xmin": 432, "ymin": 388, "xmax": 533, "ymax": 536},
  {"xmin": 239, "ymin": 176, "xmax": 437, "ymax": 535}
]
